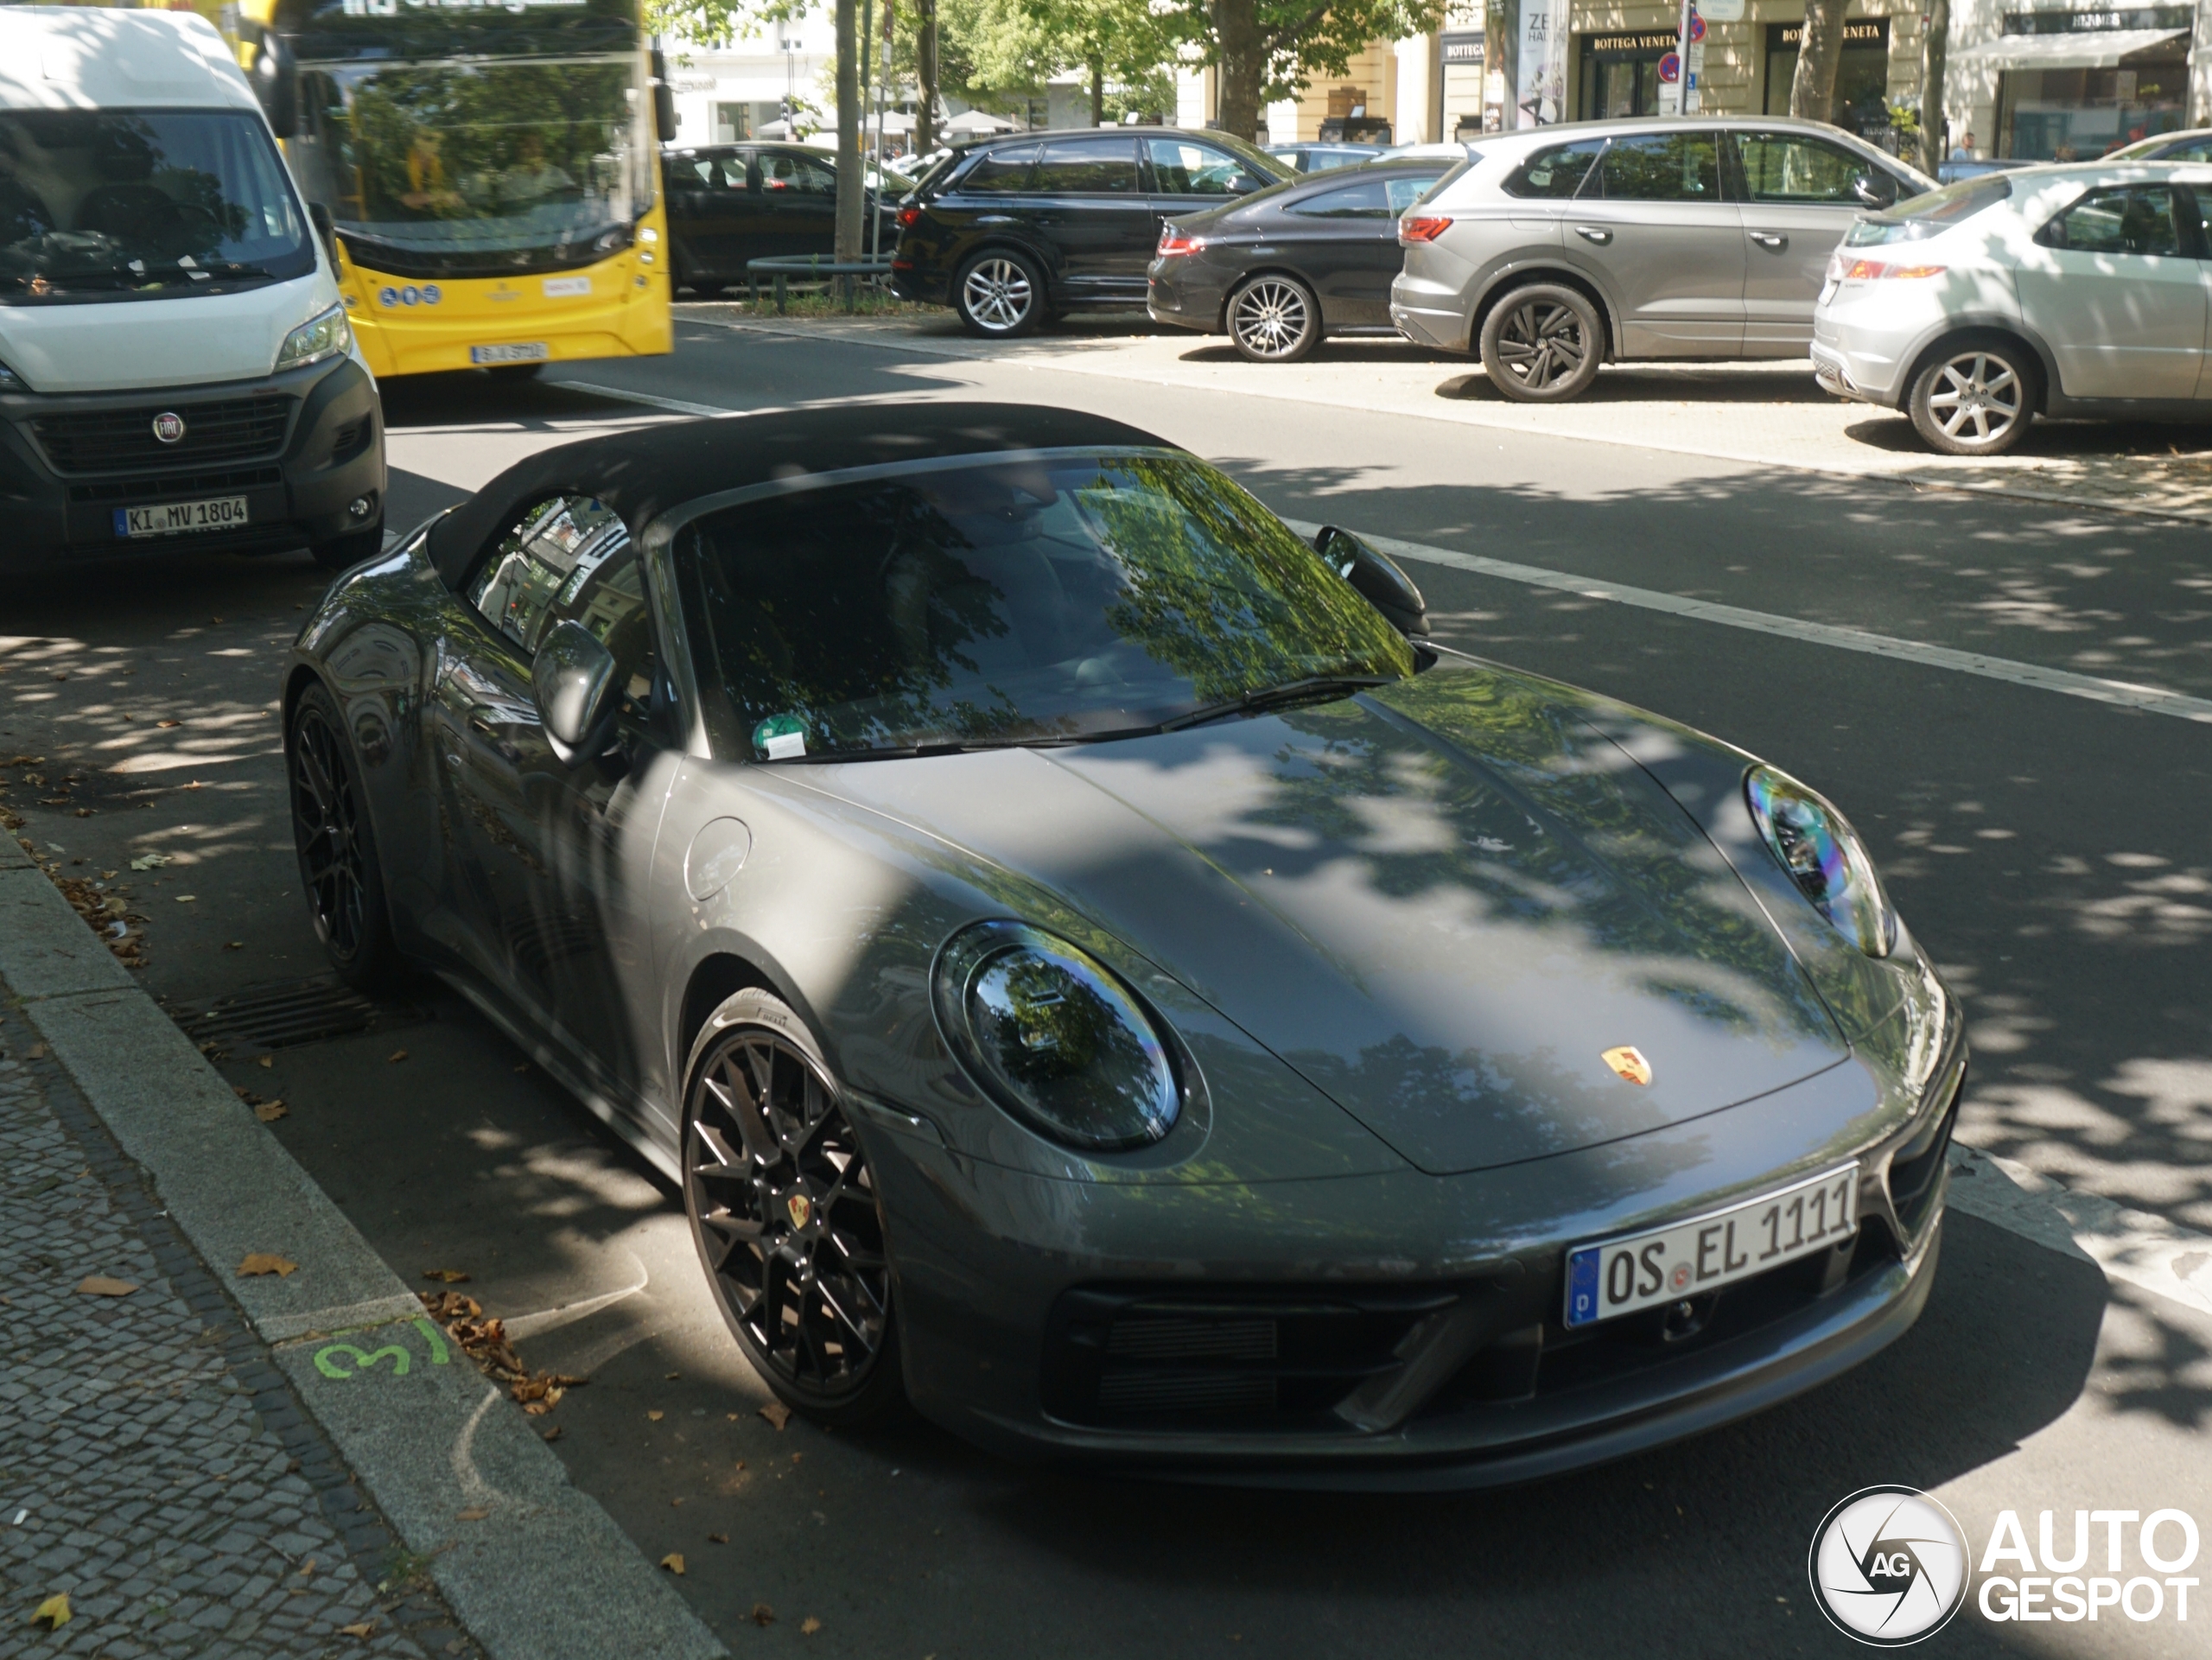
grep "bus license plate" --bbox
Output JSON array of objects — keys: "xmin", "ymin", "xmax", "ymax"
[
  {"xmin": 470, "ymin": 342, "xmax": 550, "ymax": 364},
  {"xmin": 1563, "ymin": 1165, "xmax": 1859, "ymax": 1329},
  {"xmin": 114, "ymin": 496, "xmax": 250, "ymax": 538}
]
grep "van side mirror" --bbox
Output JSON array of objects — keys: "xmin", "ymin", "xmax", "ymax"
[
  {"xmin": 308, "ymin": 202, "xmax": 340, "ymax": 269},
  {"xmin": 251, "ymin": 31, "xmax": 299, "ymax": 137},
  {"xmin": 1314, "ymin": 525, "xmax": 1428, "ymax": 639},
  {"xmin": 532, "ymin": 620, "xmax": 620, "ymax": 763},
  {"xmin": 650, "ymin": 47, "xmax": 681, "ymax": 143}
]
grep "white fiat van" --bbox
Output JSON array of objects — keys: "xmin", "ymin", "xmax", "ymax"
[{"xmin": 0, "ymin": 7, "xmax": 384, "ymax": 569}]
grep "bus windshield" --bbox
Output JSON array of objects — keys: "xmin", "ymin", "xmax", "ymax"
[
  {"xmin": 0, "ymin": 110, "xmax": 314, "ymax": 306},
  {"xmin": 288, "ymin": 54, "xmax": 653, "ymax": 279}
]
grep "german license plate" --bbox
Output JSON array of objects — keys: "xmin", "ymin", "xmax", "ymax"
[
  {"xmin": 113, "ymin": 496, "xmax": 249, "ymax": 538},
  {"xmin": 470, "ymin": 342, "xmax": 550, "ymax": 365},
  {"xmin": 1564, "ymin": 1165, "xmax": 1859, "ymax": 1329}
]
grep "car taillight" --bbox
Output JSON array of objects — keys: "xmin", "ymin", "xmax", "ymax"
[
  {"xmin": 897, "ymin": 205, "xmax": 923, "ymax": 229},
  {"xmin": 1398, "ymin": 216, "xmax": 1452, "ymax": 243},
  {"xmin": 1157, "ymin": 226, "xmax": 1205, "ymax": 257},
  {"xmin": 1841, "ymin": 258, "xmax": 1947, "ymax": 281}
]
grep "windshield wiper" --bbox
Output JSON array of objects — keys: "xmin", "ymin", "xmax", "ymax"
[{"xmin": 1154, "ymin": 675, "xmax": 1392, "ymax": 734}]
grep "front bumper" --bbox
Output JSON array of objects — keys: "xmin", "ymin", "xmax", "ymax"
[
  {"xmin": 0, "ymin": 353, "xmax": 385, "ymax": 570},
  {"xmin": 866, "ymin": 1039, "xmax": 1962, "ymax": 1489}
]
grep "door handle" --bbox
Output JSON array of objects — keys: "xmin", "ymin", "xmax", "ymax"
[
  {"xmin": 467, "ymin": 706, "xmax": 500, "ymax": 739},
  {"xmin": 1573, "ymin": 225, "xmax": 1612, "ymax": 245},
  {"xmin": 1748, "ymin": 231, "xmax": 1788, "ymax": 250}
]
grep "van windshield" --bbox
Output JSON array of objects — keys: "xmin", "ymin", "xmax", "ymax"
[{"xmin": 0, "ymin": 110, "xmax": 314, "ymax": 305}]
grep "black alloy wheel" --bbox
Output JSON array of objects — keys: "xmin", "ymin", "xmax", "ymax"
[
  {"xmin": 683, "ymin": 989, "xmax": 902, "ymax": 1425},
  {"xmin": 287, "ymin": 682, "xmax": 398, "ymax": 988},
  {"xmin": 953, "ymin": 249, "xmax": 1045, "ymax": 338},
  {"xmin": 1227, "ymin": 274, "xmax": 1321, "ymax": 363},
  {"xmin": 1479, "ymin": 282, "xmax": 1603, "ymax": 403}
]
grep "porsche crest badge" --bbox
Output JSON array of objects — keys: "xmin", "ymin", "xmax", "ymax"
[
  {"xmin": 1601, "ymin": 1046, "xmax": 1653, "ymax": 1086},
  {"xmin": 786, "ymin": 1193, "xmax": 812, "ymax": 1229}
]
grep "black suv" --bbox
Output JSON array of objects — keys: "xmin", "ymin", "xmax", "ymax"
[{"xmin": 889, "ymin": 128, "xmax": 1293, "ymax": 336}]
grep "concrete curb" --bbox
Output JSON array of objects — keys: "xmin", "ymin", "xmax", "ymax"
[{"xmin": 0, "ymin": 860, "xmax": 727, "ymax": 1660}]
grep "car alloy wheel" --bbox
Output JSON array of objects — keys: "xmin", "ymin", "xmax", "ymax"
[
  {"xmin": 683, "ymin": 997, "xmax": 898, "ymax": 1419},
  {"xmin": 956, "ymin": 253, "xmax": 1040, "ymax": 336},
  {"xmin": 1228, "ymin": 275, "xmax": 1319, "ymax": 362},
  {"xmin": 286, "ymin": 683, "xmax": 397, "ymax": 987},
  {"xmin": 1910, "ymin": 342, "xmax": 2032, "ymax": 456},
  {"xmin": 1479, "ymin": 282, "xmax": 1603, "ymax": 403}
]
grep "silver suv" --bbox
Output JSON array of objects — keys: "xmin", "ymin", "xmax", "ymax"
[{"xmin": 1391, "ymin": 118, "xmax": 1933, "ymax": 401}]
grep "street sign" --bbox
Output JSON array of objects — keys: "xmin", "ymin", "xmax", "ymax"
[
  {"xmin": 1658, "ymin": 81, "xmax": 1682, "ymax": 113},
  {"xmin": 1699, "ymin": 0, "xmax": 1744, "ymax": 16},
  {"xmin": 1688, "ymin": 13, "xmax": 1705, "ymax": 41},
  {"xmin": 1688, "ymin": 41, "xmax": 1706, "ymax": 70},
  {"xmin": 1658, "ymin": 50, "xmax": 1681, "ymax": 82}
]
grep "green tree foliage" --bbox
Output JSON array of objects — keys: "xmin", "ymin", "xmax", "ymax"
[
  {"xmin": 945, "ymin": 0, "xmax": 1178, "ymax": 122},
  {"xmin": 1161, "ymin": 0, "xmax": 1448, "ymax": 141}
]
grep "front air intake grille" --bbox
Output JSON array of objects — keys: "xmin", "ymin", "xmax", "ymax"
[
  {"xmin": 33, "ymin": 395, "xmax": 291, "ymax": 474},
  {"xmin": 67, "ymin": 464, "xmax": 285, "ymax": 506}
]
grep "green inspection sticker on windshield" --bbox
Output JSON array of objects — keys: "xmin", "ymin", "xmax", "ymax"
[{"xmin": 753, "ymin": 714, "xmax": 807, "ymax": 760}]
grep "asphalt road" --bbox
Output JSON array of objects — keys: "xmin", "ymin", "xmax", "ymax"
[{"xmin": 3, "ymin": 321, "xmax": 2209, "ymax": 1658}]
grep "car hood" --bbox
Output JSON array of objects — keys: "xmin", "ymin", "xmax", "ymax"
[{"xmin": 815, "ymin": 664, "xmax": 1849, "ymax": 1175}]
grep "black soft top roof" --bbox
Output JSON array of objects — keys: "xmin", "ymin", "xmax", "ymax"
[{"xmin": 426, "ymin": 401, "xmax": 1176, "ymax": 589}]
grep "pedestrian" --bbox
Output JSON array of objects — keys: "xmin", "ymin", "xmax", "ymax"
[{"xmin": 1949, "ymin": 129, "xmax": 1976, "ymax": 160}]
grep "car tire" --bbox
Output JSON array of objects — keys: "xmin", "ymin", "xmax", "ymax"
[
  {"xmin": 1907, "ymin": 335, "xmax": 2036, "ymax": 456},
  {"xmin": 308, "ymin": 523, "xmax": 385, "ymax": 571},
  {"xmin": 681, "ymin": 988, "xmax": 906, "ymax": 1428},
  {"xmin": 1227, "ymin": 274, "xmax": 1321, "ymax": 363},
  {"xmin": 1478, "ymin": 283, "xmax": 1604, "ymax": 403},
  {"xmin": 953, "ymin": 249, "xmax": 1045, "ymax": 338},
  {"xmin": 287, "ymin": 681, "xmax": 403, "ymax": 991}
]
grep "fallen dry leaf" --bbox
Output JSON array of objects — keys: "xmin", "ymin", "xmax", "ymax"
[
  {"xmin": 156, "ymin": 719, "xmax": 181, "ymax": 729},
  {"xmin": 130, "ymin": 852, "xmax": 171, "ymax": 870},
  {"xmin": 708, "ymin": 1532, "xmax": 729, "ymax": 1544},
  {"xmin": 802, "ymin": 1617, "xmax": 823, "ymax": 1636},
  {"xmin": 671, "ymin": 1497, "xmax": 684, "ymax": 1508},
  {"xmin": 339, "ymin": 1619, "xmax": 376, "ymax": 1638},
  {"xmin": 224, "ymin": 940, "xmax": 245, "ymax": 951},
  {"xmin": 386, "ymin": 1048, "xmax": 408, "ymax": 1064},
  {"xmin": 254, "ymin": 1103, "xmax": 288, "ymax": 1123},
  {"xmin": 31, "ymin": 1593, "xmax": 69, "ymax": 1630},
  {"xmin": 77, "ymin": 1275, "xmax": 138, "ymax": 1297},
  {"xmin": 257, "ymin": 1055, "xmax": 274, "ymax": 1069},
  {"xmin": 298, "ymin": 1560, "xmax": 316, "ymax": 1577},
  {"xmin": 423, "ymin": 1269, "xmax": 471, "ymax": 1284},
  {"xmin": 647, "ymin": 1409, "xmax": 664, "ymax": 1422},
  {"xmin": 542, "ymin": 1425, "xmax": 563, "ymax": 1442},
  {"xmin": 26, "ymin": 1043, "xmax": 46, "ymax": 1060},
  {"xmin": 759, "ymin": 1402, "xmax": 791, "ymax": 1430},
  {"xmin": 238, "ymin": 1253, "xmax": 298, "ymax": 1277},
  {"xmin": 664, "ymin": 1371, "xmax": 681, "ymax": 1380},
  {"xmin": 174, "ymin": 894, "xmax": 196, "ymax": 904},
  {"xmin": 660, "ymin": 1553, "xmax": 685, "ymax": 1576},
  {"xmin": 456, "ymin": 1506, "xmax": 490, "ymax": 1522},
  {"xmin": 751, "ymin": 1603, "xmax": 775, "ymax": 1627}
]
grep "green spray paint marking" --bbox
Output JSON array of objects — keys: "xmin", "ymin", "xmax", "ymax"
[
  {"xmin": 313, "ymin": 1319, "xmax": 452, "ymax": 1381},
  {"xmin": 413, "ymin": 1316, "xmax": 450, "ymax": 1364}
]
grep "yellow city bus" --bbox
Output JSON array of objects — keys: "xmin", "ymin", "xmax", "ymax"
[{"xmin": 237, "ymin": 0, "xmax": 673, "ymax": 379}]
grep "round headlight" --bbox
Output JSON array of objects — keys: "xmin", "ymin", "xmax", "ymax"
[
  {"xmin": 1745, "ymin": 765, "xmax": 1897, "ymax": 958},
  {"xmin": 931, "ymin": 921, "xmax": 1180, "ymax": 1150}
]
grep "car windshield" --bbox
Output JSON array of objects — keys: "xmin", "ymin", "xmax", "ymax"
[
  {"xmin": 1845, "ymin": 175, "xmax": 2012, "ymax": 245},
  {"xmin": 676, "ymin": 452, "xmax": 1415, "ymax": 761},
  {"xmin": 287, "ymin": 55, "xmax": 653, "ymax": 279},
  {"xmin": 0, "ymin": 110, "xmax": 314, "ymax": 305}
]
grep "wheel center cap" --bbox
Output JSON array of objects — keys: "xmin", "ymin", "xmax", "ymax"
[{"xmin": 785, "ymin": 1193, "xmax": 812, "ymax": 1230}]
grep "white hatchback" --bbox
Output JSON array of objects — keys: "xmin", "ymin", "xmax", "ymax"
[{"xmin": 1813, "ymin": 162, "xmax": 2212, "ymax": 455}]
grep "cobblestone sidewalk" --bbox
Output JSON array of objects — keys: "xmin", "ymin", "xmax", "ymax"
[{"xmin": 0, "ymin": 999, "xmax": 476, "ymax": 1660}]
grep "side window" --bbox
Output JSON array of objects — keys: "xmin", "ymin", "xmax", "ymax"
[
  {"xmin": 2039, "ymin": 185, "xmax": 2183, "ymax": 255},
  {"xmin": 2168, "ymin": 140, "xmax": 2212, "ymax": 162},
  {"xmin": 1387, "ymin": 173, "xmax": 1446, "ymax": 212},
  {"xmin": 1147, "ymin": 138, "xmax": 1264, "ymax": 195},
  {"xmin": 762, "ymin": 151, "xmax": 836, "ymax": 196},
  {"xmin": 1030, "ymin": 137, "xmax": 1141, "ymax": 194},
  {"xmin": 959, "ymin": 143, "xmax": 1039, "ymax": 193},
  {"xmin": 1596, "ymin": 132, "xmax": 1721, "ymax": 201},
  {"xmin": 1738, "ymin": 133, "xmax": 1869, "ymax": 205},
  {"xmin": 1287, "ymin": 179, "xmax": 1392, "ymax": 218},
  {"xmin": 1502, "ymin": 139, "xmax": 1605, "ymax": 199},
  {"xmin": 468, "ymin": 494, "xmax": 632, "ymax": 656}
]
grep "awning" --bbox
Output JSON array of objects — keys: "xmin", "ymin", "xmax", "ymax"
[{"xmin": 1948, "ymin": 26, "xmax": 2188, "ymax": 70}]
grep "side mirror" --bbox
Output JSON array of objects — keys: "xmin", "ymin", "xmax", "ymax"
[
  {"xmin": 532, "ymin": 620, "xmax": 620, "ymax": 764},
  {"xmin": 1851, "ymin": 172, "xmax": 1896, "ymax": 209},
  {"xmin": 1315, "ymin": 525, "xmax": 1427, "ymax": 639},
  {"xmin": 308, "ymin": 202, "xmax": 340, "ymax": 269},
  {"xmin": 650, "ymin": 47, "xmax": 680, "ymax": 143},
  {"xmin": 251, "ymin": 31, "xmax": 299, "ymax": 138}
]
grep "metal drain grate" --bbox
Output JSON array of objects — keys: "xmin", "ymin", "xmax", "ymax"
[{"xmin": 168, "ymin": 976, "xmax": 431, "ymax": 1053}]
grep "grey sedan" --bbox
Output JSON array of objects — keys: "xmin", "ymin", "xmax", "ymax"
[
  {"xmin": 283, "ymin": 403, "xmax": 1961, "ymax": 1484},
  {"xmin": 1391, "ymin": 116, "xmax": 1932, "ymax": 400}
]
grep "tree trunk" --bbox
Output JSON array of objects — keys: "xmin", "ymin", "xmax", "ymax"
[
  {"xmin": 835, "ymin": 0, "xmax": 864, "ymax": 260},
  {"xmin": 1789, "ymin": 0, "xmax": 1849, "ymax": 124},
  {"xmin": 1211, "ymin": 0, "xmax": 1266, "ymax": 139},
  {"xmin": 916, "ymin": 0, "xmax": 938, "ymax": 153},
  {"xmin": 1090, "ymin": 60, "xmax": 1105, "ymax": 126},
  {"xmin": 1918, "ymin": 0, "xmax": 1949, "ymax": 174}
]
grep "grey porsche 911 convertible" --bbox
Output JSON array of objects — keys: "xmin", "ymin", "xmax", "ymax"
[{"xmin": 283, "ymin": 403, "xmax": 1962, "ymax": 1486}]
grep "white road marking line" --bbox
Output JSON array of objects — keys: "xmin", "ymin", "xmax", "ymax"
[
  {"xmin": 550, "ymin": 380, "xmax": 735, "ymax": 418},
  {"xmin": 1284, "ymin": 518, "xmax": 2212, "ymax": 726}
]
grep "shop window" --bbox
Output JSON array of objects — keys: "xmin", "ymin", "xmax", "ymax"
[
  {"xmin": 1764, "ymin": 19, "xmax": 1891, "ymax": 136},
  {"xmin": 1577, "ymin": 32, "xmax": 1673, "ymax": 120},
  {"xmin": 1999, "ymin": 58, "xmax": 2187, "ymax": 160}
]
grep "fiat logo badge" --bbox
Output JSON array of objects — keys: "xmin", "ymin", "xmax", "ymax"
[
  {"xmin": 785, "ymin": 1193, "xmax": 812, "ymax": 1230},
  {"xmin": 151, "ymin": 411, "xmax": 187, "ymax": 444}
]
